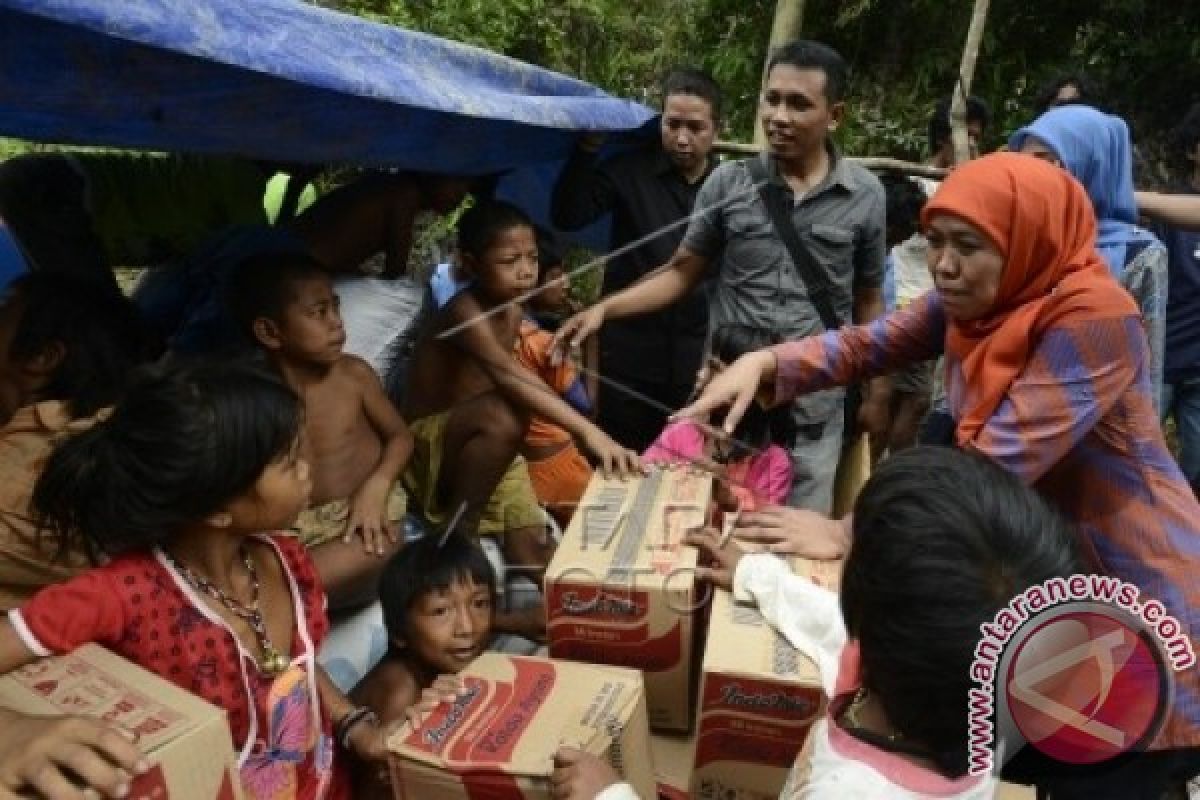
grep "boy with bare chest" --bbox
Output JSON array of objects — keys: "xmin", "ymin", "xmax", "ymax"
[
  {"xmin": 229, "ymin": 252, "xmax": 412, "ymax": 608},
  {"xmin": 403, "ymin": 202, "xmax": 639, "ymax": 638}
]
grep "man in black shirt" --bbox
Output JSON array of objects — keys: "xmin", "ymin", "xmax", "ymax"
[{"xmin": 551, "ymin": 68, "xmax": 722, "ymax": 452}]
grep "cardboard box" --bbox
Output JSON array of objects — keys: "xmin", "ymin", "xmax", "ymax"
[
  {"xmin": 997, "ymin": 784, "xmax": 1036, "ymax": 800},
  {"xmin": 0, "ymin": 644, "xmax": 242, "ymax": 800},
  {"xmin": 648, "ymin": 731, "xmax": 695, "ymax": 800},
  {"xmin": 545, "ymin": 466, "xmax": 712, "ymax": 731},
  {"xmin": 693, "ymin": 560, "xmax": 842, "ymax": 800},
  {"xmin": 833, "ymin": 433, "xmax": 870, "ymax": 519},
  {"xmin": 388, "ymin": 653, "xmax": 655, "ymax": 800}
]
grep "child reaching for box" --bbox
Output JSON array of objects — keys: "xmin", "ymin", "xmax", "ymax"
[
  {"xmin": 350, "ymin": 532, "xmax": 495, "ymax": 797},
  {"xmin": 0, "ymin": 360, "xmax": 390, "ymax": 800},
  {"xmin": 551, "ymin": 447, "xmax": 1081, "ymax": 799},
  {"xmin": 352, "ymin": 532, "xmax": 495, "ymax": 724},
  {"xmin": 402, "ymin": 201, "xmax": 638, "ymax": 585}
]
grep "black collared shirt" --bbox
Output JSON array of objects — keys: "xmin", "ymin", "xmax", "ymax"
[{"xmin": 551, "ymin": 145, "xmax": 715, "ymax": 384}]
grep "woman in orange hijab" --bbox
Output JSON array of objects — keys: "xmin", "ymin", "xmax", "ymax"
[{"xmin": 680, "ymin": 152, "xmax": 1200, "ymax": 796}]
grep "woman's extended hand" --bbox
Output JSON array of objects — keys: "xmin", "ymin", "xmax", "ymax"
[
  {"xmin": 732, "ymin": 506, "xmax": 850, "ymax": 560},
  {"xmin": 672, "ymin": 350, "xmax": 777, "ymax": 435}
]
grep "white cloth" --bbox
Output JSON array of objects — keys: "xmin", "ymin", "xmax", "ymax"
[{"xmin": 600, "ymin": 555, "xmax": 996, "ymax": 800}]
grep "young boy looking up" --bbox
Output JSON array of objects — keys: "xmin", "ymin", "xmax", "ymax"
[
  {"xmin": 228, "ymin": 252, "xmax": 413, "ymax": 609},
  {"xmin": 351, "ymin": 532, "xmax": 495, "ymax": 725},
  {"xmin": 403, "ymin": 201, "xmax": 639, "ymax": 577}
]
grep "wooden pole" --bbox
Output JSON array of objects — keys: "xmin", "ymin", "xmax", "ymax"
[
  {"xmin": 753, "ymin": 0, "xmax": 807, "ymax": 147},
  {"xmin": 714, "ymin": 140, "xmax": 949, "ymax": 179},
  {"xmin": 949, "ymin": 0, "xmax": 991, "ymax": 165}
]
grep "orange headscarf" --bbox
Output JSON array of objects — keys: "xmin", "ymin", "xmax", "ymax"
[{"xmin": 920, "ymin": 152, "xmax": 1139, "ymax": 446}]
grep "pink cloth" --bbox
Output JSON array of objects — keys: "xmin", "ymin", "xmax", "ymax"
[{"xmin": 643, "ymin": 421, "xmax": 792, "ymax": 509}]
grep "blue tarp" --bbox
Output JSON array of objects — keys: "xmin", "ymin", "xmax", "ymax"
[{"xmin": 0, "ymin": 0, "xmax": 656, "ymax": 174}]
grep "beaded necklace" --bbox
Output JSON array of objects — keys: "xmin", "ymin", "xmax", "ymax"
[{"xmin": 162, "ymin": 544, "xmax": 290, "ymax": 675}]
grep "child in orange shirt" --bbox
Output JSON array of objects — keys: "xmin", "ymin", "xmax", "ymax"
[{"xmin": 514, "ymin": 241, "xmax": 593, "ymax": 527}]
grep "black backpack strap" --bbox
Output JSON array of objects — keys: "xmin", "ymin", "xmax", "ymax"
[{"xmin": 744, "ymin": 156, "xmax": 840, "ymax": 332}]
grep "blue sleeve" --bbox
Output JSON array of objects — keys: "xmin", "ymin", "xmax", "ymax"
[{"xmin": 562, "ymin": 377, "xmax": 591, "ymax": 415}]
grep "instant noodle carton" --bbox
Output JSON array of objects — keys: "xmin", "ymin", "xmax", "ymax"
[
  {"xmin": 387, "ymin": 653, "xmax": 655, "ymax": 800},
  {"xmin": 649, "ymin": 730, "xmax": 696, "ymax": 800},
  {"xmin": 0, "ymin": 644, "xmax": 242, "ymax": 800},
  {"xmin": 545, "ymin": 466, "xmax": 712, "ymax": 731},
  {"xmin": 692, "ymin": 559, "xmax": 842, "ymax": 800}
]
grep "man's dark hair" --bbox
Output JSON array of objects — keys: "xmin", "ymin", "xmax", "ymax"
[
  {"xmin": 880, "ymin": 174, "xmax": 927, "ymax": 247},
  {"xmin": 1171, "ymin": 102, "xmax": 1200, "ymax": 179},
  {"xmin": 662, "ymin": 67, "xmax": 723, "ymax": 122},
  {"xmin": 928, "ymin": 95, "xmax": 992, "ymax": 154},
  {"xmin": 226, "ymin": 250, "xmax": 329, "ymax": 340},
  {"xmin": 766, "ymin": 40, "xmax": 849, "ymax": 104},
  {"xmin": 456, "ymin": 201, "xmax": 535, "ymax": 261},
  {"xmin": 7, "ymin": 273, "xmax": 160, "ymax": 419},
  {"xmin": 379, "ymin": 532, "xmax": 497, "ymax": 642},
  {"xmin": 1033, "ymin": 72, "xmax": 1101, "ymax": 115},
  {"xmin": 841, "ymin": 446, "xmax": 1081, "ymax": 778}
]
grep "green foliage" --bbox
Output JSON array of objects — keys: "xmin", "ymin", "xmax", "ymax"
[{"xmin": 316, "ymin": 0, "xmax": 1200, "ymax": 179}]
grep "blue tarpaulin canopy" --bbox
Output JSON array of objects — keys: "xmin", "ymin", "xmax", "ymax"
[{"xmin": 0, "ymin": 0, "xmax": 656, "ymax": 174}]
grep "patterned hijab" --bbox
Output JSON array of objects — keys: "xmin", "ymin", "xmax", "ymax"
[{"xmin": 921, "ymin": 153, "xmax": 1138, "ymax": 446}]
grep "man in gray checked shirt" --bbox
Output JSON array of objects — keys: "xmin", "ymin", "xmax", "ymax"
[{"xmin": 554, "ymin": 39, "xmax": 890, "ymax": 513}]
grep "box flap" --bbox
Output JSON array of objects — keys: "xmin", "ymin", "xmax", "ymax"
[
  {"xmin": 546, "ymin": 467, "xmax": 710, "ymax": 588},
  {"xmin": 0, "ymin": 644, "xmax": 225, "ymax": 752}
]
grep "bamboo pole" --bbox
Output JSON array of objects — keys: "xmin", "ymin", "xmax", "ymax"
[
  {"xmin": 753, "ymin": 0, "xmax": 807, "ymax": 147},
  {"xmin": 949, "ymin": 0, "xmax": 991, "ymax": 165},
  {"xmin": 714, "ymin": 140, "xmax": 948, "ymax": 179}
]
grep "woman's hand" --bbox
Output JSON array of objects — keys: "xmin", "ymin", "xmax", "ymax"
[
  {"xmin": 733, "ymin": 506, "xmax": 850, "ymax": 560},
  {"xmin": 672, "ymin": 350, "xmax": 777, "ymax": 436},
  {"xmin": 550, "ymin": 747, "xmax": 622, "ymax": 800},
  {"xmin": 0, "ymin": 712, "xmax": 148, "ymax": 799}
]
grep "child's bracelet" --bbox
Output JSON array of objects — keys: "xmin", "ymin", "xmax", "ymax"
[{"xmin": 336, "ymin": 706, "xmax": 379, "ymax": 750}]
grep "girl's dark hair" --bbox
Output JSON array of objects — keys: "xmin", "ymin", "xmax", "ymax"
[
  {"xmin": 379, "ymin": 532, "xmax": 497, "ymax": 641},
  {"xmin": 840, "ymin": 446, "xmax": 1082, "ymax": 778},
  {"xmin": 710, "ymin": 325, "xmax": 797, "ymax": 454},
  {"xmin": 1033, "ymin": 72, "xmax": 1102, "ymax": 116},
  {"xmin": 33, "ymin": 358, "xmax": 302, "ymax": 559},
  {"xmin": 7, "ymin": 273, "xmax": 161, "ymax": 418},
  {"xmin": 456, "ymin": 201, "xmax": 534, "ymax": 261}
]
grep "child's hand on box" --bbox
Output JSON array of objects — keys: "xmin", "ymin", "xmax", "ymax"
[
  {"xmin": 551, "ymin": 747, "xmax": 621, "ymax": 799},
  {"xmin": 685, "ymin": 526, "xmax": 746, "ymax": 591},
  {"xmin": 0, "ymin": 710, "xmax": 148, "ymax": 799},
  {"xmin": 403, "ymin": 675, "xmax": 468, "ymax": 730}
]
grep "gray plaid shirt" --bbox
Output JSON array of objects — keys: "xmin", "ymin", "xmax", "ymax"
[{"xmin": 682, "ymin": 149, "xmax": 886, "ymax": 423}]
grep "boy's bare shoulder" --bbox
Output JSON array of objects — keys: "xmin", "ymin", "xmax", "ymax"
[
  {"xmin": 336, "ymin": 353, "xmax": 383, "ymax": 386},
  {"xmin": 352, "ymin": 656, "xmax": 421, "ymax": 725}
]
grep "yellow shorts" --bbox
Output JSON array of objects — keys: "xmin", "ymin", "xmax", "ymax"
[
  {"xmin": 402, "ymin": 411, "xmax": 544, "ymax": 539},
  {"xmin": 291, "ymin": 480, "xmax": 408, "ymax": 548}
]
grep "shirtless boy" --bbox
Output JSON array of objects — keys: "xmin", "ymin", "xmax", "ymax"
[
  {"xmin": 403, "ymin": 201, "xmax": 639, "ymax": 576},
  {"xmin": 228, "ymin": 252, "xmax": 412, "ymax": 608}
]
